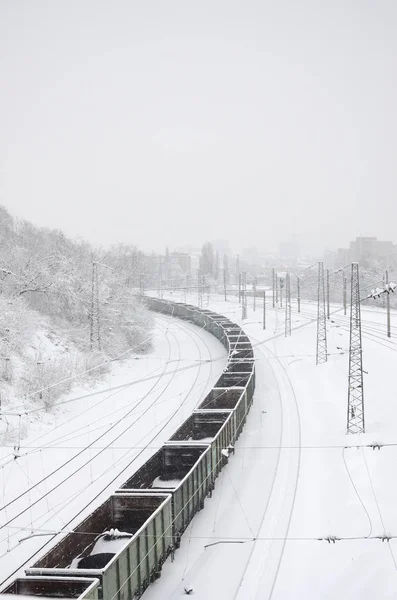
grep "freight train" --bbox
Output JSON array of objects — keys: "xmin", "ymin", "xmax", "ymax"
[{"xmin": 1, "ymin": 299, "xmax": 255, "ymax": 600}]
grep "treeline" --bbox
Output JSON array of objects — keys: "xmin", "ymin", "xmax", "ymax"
[{"xmin": 0, "ymin": 205, "xmax": 153, "ymax": 419}]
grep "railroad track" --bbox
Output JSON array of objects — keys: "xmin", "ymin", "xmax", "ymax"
[{"xmin": 0, "ymin": 310, "xmax": 227, "ymax": 590}]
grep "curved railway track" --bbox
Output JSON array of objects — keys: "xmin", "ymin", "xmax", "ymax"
[
  {"xmin": 0, "ymin": 310, "xmax": 228, "ymax": 590},
  {"xmin": 228, "ymin": 329, "xmax": 301, "ymax": 600}
]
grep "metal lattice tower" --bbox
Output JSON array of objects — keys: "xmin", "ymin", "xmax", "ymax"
[
  {"xmin": 90, "ymin": 261, "xmax": 101, "ymax": 350},
  {"xmin": 347, "ymin": 262, "xmax": 365, "ymax": 434},
  {"xmin": 285, "ymin": 271, "xmax": 291, "ymax": 336},
  {"xmin": 316, "ymin": 262, "xmax": 327, "ymax": 364}
]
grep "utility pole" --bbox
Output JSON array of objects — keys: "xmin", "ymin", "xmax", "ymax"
[
  {"xmin": 90, "ymin": 261, "xmax": 101, "ymax": 351},
  {"xmin": 263, "ymin": 291, "xmax": 266, "ymax": 329},
  {"xmin": 347, "ymin": 263, "xmax": 365, "ymax": 434},
  {"xmin": 316, "ymin": 262, "xmax": 327, "ymax": 364},
  {"xmin": 275, "ymin": 273, "xmax": 278, "ymax": 305},
  {"xmin": 386, "ymin": 269, "xmax": 391, "ymax": 338},
  {"xmin": 223, "ymin": 267, "xmax": 227, "ymax": 302},
  {"xmin": 297, "ymin": 276, "xmax": 301, "ymax": 313},
  {"xmin": 285, "ymin": 271, "xmax": 291, "ymax": 336},
  {"xmin": 343, "ymin": 275, "xmax": 347, "ymax": 316},
  {"xmin": 238, "ymin": 273, "xmax": 242, "ymax": 303},
  {"xmin": 326, "ymin": 268, "xmax": 330, "ymax": 319}
]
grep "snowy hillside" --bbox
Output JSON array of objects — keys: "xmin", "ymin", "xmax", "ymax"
[{"xmin": 0, "ymin": 312, "xmax": 227, "ymax": 588}]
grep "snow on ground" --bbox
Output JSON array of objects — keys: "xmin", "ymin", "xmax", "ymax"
[
  {"xmin": 0, "ymin": 313, "xmax": 227, "ymax": 588},
  {"xmin": 142, "ymin": 291, "xmax": 397, "ymax": 600},
  {"xmin": 2, "ymin": 290, "xmax": 397, "ymax": 599}
]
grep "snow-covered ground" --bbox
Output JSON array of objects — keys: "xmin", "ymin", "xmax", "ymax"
[
  {"xmin": 0, "ymin": 313, "xmax": 227, "ymax": 588},
  {"xmin": 2, "ymin": 291, "xmax": 397, "ymax": 599},
  {"xmin": 142, "ymin": 291, "xmax": 397, "ymax": 600}
]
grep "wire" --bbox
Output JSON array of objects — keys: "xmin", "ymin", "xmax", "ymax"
[
  {"xmin": 0, "ymin": 325, "xmax": 178, "ymax": 523},
  {"xmin": 360, "ymin": 444, "xmax": 397, "ymax": 571},
  {"xmin": 342, "ymin": 447, "xmax": 372, "ymax": 538},
  {"xmin": 0, "ymin": 357, "xmax": 248, "ymax": 518},
  {"xmin": 2, "ymin": 443, "xmax": 397, "ymax": 451},
  {"xmin": 225, "ymin": 469, "xmax": 255, "ymax": 538},
  {"xmin": 0, "ymin": 356, "xmax": 251, "ymax": 587},
  {"xmin": 0, "ymin": 308, "xmax": 230, "ymax": 582},
  {"xmin": 8, "ymin": 525, "xmax": 397, "ymax": 543}
]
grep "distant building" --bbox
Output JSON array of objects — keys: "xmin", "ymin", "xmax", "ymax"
[
  {"xmin": 335, "ymin": 247, "xmax": 351, "ymax": 268},
  {"xmin": 335, "ymin": 237, "xmax": 397, "ymax": 268}
]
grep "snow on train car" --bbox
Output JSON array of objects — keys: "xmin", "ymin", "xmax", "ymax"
[
  {"xmin": 5, "ymin": 301, "xmax": 256, "ymax": 600},
  {"xmin": 215, "ymin": 361, "xmax": 255, "ymax": 406},
  {"xmin": 197, "ymin": 387, "xmax": 249, "ymax": 441},
  {"xmin": 167, "ymin": 410, "xmax": 236, "ymax": 480},
  {"xmin": 0, "ymin": 577, "xmax": 99, "ymax": 600},
  {"xmin": 116, "ymin": 445, "xmax": 212, "ymax": 547},
  {"xmin": 26, "ymin": 494, "xmax": 173, "ymax": 600}
]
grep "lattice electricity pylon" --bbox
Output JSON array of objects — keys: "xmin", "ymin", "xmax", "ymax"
[
  {"xmin": 347, "ymin": 262, "xmax": 365, "ymax": 434},
  {"xmin": 285, "ymin": 271, "xmax": 291, "ymax": 336},
  {"xmin": 316, "ymin": 262, "xmax": 327, "ymax": 364},
  {"xmin": 90, "ymin": 261, "xmax": 101, "ymax": 350}
]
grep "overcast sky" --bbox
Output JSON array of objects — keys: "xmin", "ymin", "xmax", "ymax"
[{"xmin": 0, "ymin": 1, "xmax": 396, "ymax": 255}]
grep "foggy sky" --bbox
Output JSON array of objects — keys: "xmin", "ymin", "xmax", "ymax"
[{"xmin": 1, "ymin": 1, "xmax": 396, "ymax": 255}]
